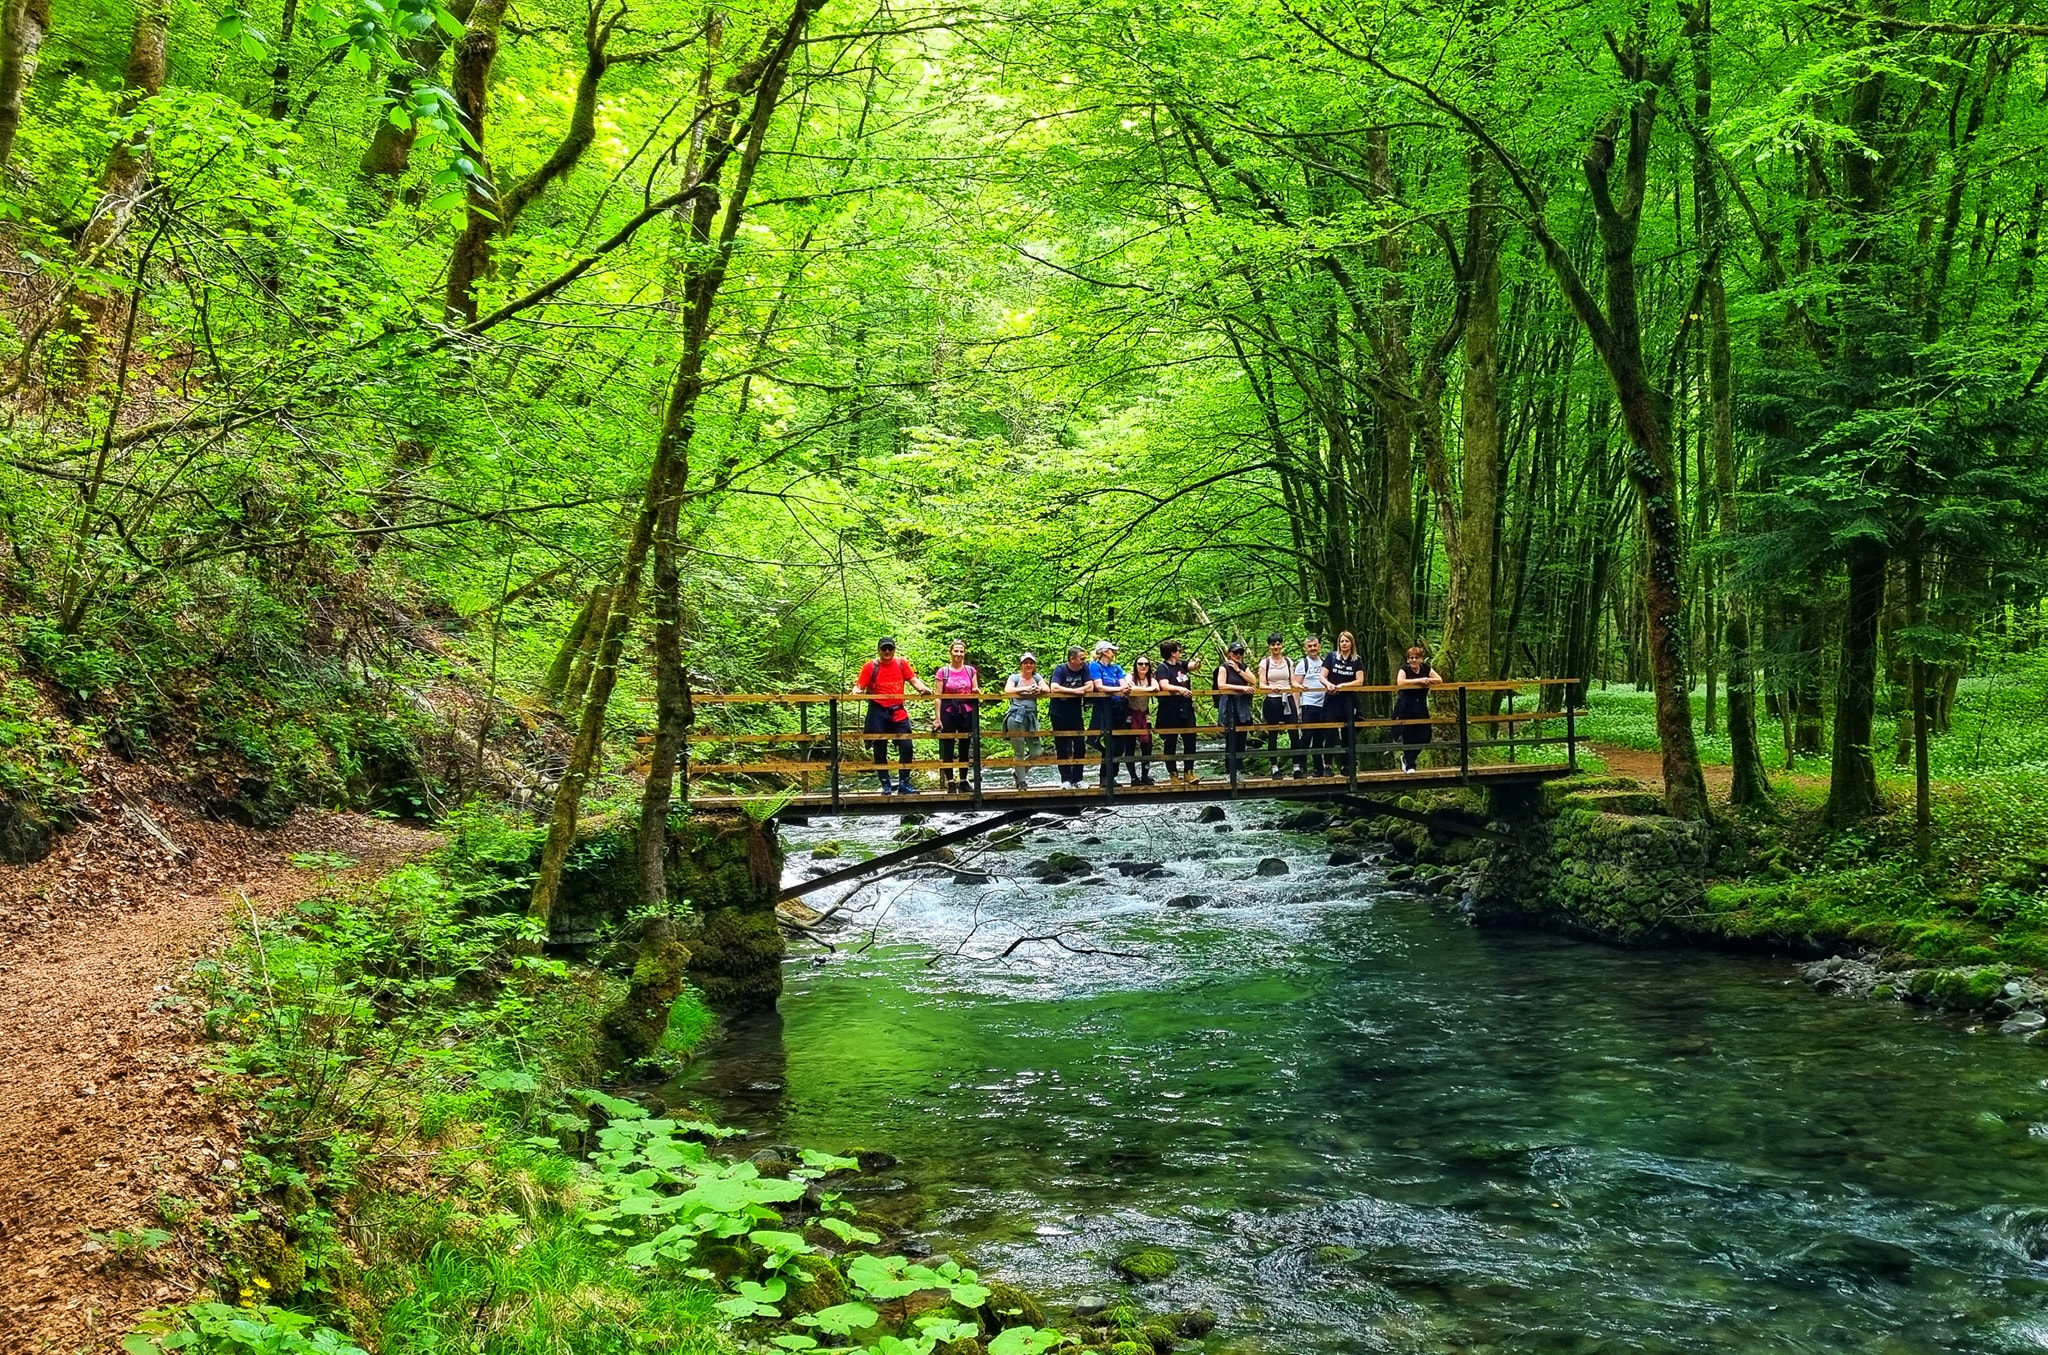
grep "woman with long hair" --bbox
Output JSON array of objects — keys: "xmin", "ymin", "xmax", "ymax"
[{"xmin": 932, "ymin": 639, "xmax": 980, "ymax": 794}]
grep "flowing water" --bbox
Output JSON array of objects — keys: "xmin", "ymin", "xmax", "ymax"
[{"xmin": 673, "ymin": 804, "xmax": 2048, "ymax": 1354}]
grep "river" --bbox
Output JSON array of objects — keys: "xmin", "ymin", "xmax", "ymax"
[{"xmin": 674, "ymin": 803, "xmax": 2048, "ymax": 1354}]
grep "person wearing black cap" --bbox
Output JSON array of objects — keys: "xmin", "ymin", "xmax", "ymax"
[
  {"xmin": 1213, "ymin": 641, "xmax": 1255, "ymax": 782},
  {"xmin": 855, "ymin": 637, "xmax": 931, "ymax": 793}
]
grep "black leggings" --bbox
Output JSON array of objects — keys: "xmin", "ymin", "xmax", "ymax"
[
  {"xmin": 1260, "ymin": 695, "xmax": 1301, "ymax": 774},
  {"xmin": 937, "ymin": 702, "xmax": 977, "ymax": 783},
  {"xmin": 1393, "ymin": 704, "xmax": 1431, "ymax": 769},
  {"xmin": 1157, "ymin": 700, "xmax": 1197, "ymax": 774},
  {"xmin": 1051, "ymin": 706, "xmax": 1087, "ymax": 784}
]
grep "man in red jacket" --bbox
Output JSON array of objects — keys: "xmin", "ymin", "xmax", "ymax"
[{"xmin": 856, "ymin": 637, "xmax": 932, "ymax": 794}]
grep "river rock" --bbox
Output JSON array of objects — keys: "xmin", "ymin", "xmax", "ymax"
[
  {"xmin": 1072, "ymin": 1294, "xmax": 1114, "ymax": 1317},
  {"xmin": 1169, "ymin": 1308, "xmax": 1218, "ymax": 1338},
  {"xmin": 1113, "ymin": 1245, "xmax": 1179, "ymax": 1282},
  {"xmin": 1214, "ymin": 824, "xmax": 1234, "ymax": 833},
  {"xmin": 1275, "ymin": 808, "xmax": 1332, "ymax": 831},
  {"xmin": 1164, "ymin": 893, "xmax": 1204, "ymax": 910},
  {"xmin": 2001, "ymin": 1012, "xmax": 2047, "ymax": 1036},
  {"xmin": 1255, "ymin": 857, "xmax": 1289, "ymax": 877},
  {"xmin": 1029, "ymin": 851, "xmax": 1092, "ymax": 877},
  {"xmin": 1196, "ymin": 805, "xmax": 1228, "ymax": 823},
  {"xmin": 1328, "ymin": 849, "xmax": 1362, "ymax": 867}
]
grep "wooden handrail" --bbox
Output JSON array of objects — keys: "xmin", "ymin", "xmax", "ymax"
[{"xmin": 667, "ymin": 678, "xmax": 1576, "ymax": 704}]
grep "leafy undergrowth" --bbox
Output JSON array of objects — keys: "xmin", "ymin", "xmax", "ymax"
[
  {"xmin": 1676, "ymin": 775, "xmax": 2048, "ymax": 968},
  {"xmin": 121, "ymin": 808, "xmax": 1086, "ymax": 1355}
]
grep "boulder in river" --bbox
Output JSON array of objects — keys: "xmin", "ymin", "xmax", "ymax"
[
  {"xmin": 1275, "ymin": 808, "xmax": 1332, "ymax": 831},
  {"xmin": 1169, "ymin": 1308, "xmax": 1218, "ymax": 1338},
  {"xmin": 1196, "ymin": 805, "xmax": 1228, "ymax": 823},
  {"xmin": 1328, "ymin": 849, "xmax": 1362, "ymax": 867},
  {"xmin": 1112, "ymin": 1244, "xmax": 1179, "ymax": 1282},
  {"xmin": 1255, "ymin": 857, "xmax": 1289, "ymax": 877},
  {"xmin": 981, "ymin": 1279, "xmax": 1046, "ymax": 1328},
  {"xmin": 1028, "ymin": 851, "xmax": 1092, "ymax": 877},
  {"xmin": 1214, "ymin": 824, "xmax": 1235, "ymax": 833},
  {"xmin": 1163, "ymin": 893, "xmax": 1204, "ymax": 910},
  {"xmin": 2001, "ymin": 1012, "xmax": 2046, "ymax": 1036}
]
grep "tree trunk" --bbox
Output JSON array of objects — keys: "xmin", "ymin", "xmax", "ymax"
[
  {"xmin": 0, "ymin": 0, "xmax": 49, "ymax": 168},
  {"xmin": 443, "ymin": 0, "xmax": 509, "ymax": 323},
  {"xmin": 56, "ymin": 0, "xmax": 169, "ymax": 389},
  {"xmin": 531, "ymin": 0, "xmax": 828, "ymax": 925},
  {"xmin": 1825, "ymin": 539, "xmax": 1886, "ymax": 823},
  {"xmin": 1687, "ymin": 0, "xmax": 1770, "ymax": 809},
  {"xmin": 360, "ymin": 0, "xmax": 472, "ymax": 180},
  {"xmin": 1443, "ymin": 149, "xmax": 1501, "ymax": 689},
  {"xmin": 1368, "ymin": 126, "xmax": 1416, "ymax": 673},
  {"xmin": 561, "ymin": 585, "xmax": 612, "ymax": 711},
  {"xmin": 268, "ymin": 0, "xmax": 299, "ymax": 121},
  {"xmin": 542, "ymin": 587, "xmax": 600, "ymax": 703}
]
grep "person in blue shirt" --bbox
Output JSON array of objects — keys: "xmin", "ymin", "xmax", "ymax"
[{"xmin": 1086, "ymin": 640, "xmax": 1132, "ymax": 788}]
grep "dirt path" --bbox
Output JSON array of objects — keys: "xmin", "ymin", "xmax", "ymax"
[{"xmin": 0, "ymin": 770, "xmax": 432, "ymax": 1352}]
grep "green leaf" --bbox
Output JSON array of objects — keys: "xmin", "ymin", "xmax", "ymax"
[
  {"xmin": 818, "ymin": 1216, "xmax": 880, "ymax": 1245},
  {"xmin": 987, "ymin": 1327, "xmax": 1070, "ymax": 1355},
  {"xmin": 795, "ymin": 1301, "xmax": 880, "ymax": 1336}
]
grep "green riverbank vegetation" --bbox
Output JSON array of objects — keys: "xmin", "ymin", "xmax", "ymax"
[
  {"xmin": 122, "ymin": 812, "xmax": 1134, "ymax": 1355},
  {"xmin": 1575, "ymin": 667, "xmax": 2048, "ymax": 966}
]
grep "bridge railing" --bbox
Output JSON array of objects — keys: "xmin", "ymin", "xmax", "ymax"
[{"xmin": 674, "ymin": 679, "xmax": 1582, "ymax": 806}]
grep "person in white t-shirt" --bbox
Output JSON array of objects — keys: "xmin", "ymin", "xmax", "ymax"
[{"xmin": 1294, "ymin": 634, "xmax": 1331, "ymax": 778}]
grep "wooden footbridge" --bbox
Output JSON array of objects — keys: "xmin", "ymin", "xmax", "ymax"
[
  {"xmin": 676, "ymin": 680, "xmax": 1581, "ymax": 901},
  {"xmin": 681, "ymin": 679, "xmax": 1580, "ymax": 816}
]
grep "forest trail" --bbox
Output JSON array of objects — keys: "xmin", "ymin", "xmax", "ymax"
[
  {"xmin": 0, "ymin": 777, "xmax": 433, "ymax": 1353},
  {"xmin": 1590, "ymin": 742, "xmax": 1833, "ymax": 800}
]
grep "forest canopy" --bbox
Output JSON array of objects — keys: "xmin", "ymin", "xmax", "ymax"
[{"xmin": 3, "ymin": 0, "xmax": 2047, "ymax": 878}]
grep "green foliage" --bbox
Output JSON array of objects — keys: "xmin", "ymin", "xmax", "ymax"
[{"xmin": 124, "ymin": 1304, "xmax": 368, "ymax": 1355}]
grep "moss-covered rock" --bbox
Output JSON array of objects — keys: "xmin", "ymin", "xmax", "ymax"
[
  {"xmin": 1168, "ymin": 1308, "xmax": 1217, "ymax": 1338},
  {"xmin": 783, "ymin": 1257, "xmax": 849, "ymax": 1313},
  {"xmin": 1112, "ymin": 1245, "xmax": 1178, "ymax": 1283},
  {"xmin": 1907, "ymin": 965, "xmax": 2007, "ymax": 1011},
  {"xmin": 598, "ymin": 917, "xmax": 691, "ymax": 1069},
  {"xmin": 980, "ymin": 1280, "xmax": 1046, "ymax": 1329}
]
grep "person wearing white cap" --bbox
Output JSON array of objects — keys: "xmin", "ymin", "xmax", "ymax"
[{"xmin": 1002, "ymin": 653, "xmax": 1049, "ymax": 790}]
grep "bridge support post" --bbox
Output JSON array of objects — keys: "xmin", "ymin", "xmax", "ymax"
[
  {"xmin": 1346, "ymin": 705, "xmax": 1358, "ymax": 794},
  {"xmin": 1457, "ymin": 686, "xmax": 1471, "ymax": 784},
  {"xmin": 1566, "ymin": 699, "xmax": 1578, "ymax": 773},
  {"xmin": 828, "ymin": 697, "xmax": 841, "ymax": 810},
  {"xmin": 971, "ymin": 695, "xmax": 984, "ymax": 809}
]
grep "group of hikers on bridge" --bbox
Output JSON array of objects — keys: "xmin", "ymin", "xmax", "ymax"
[{"xmin": 853, "ymin": 634, "xmax": 1448, "ymax": 795}]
